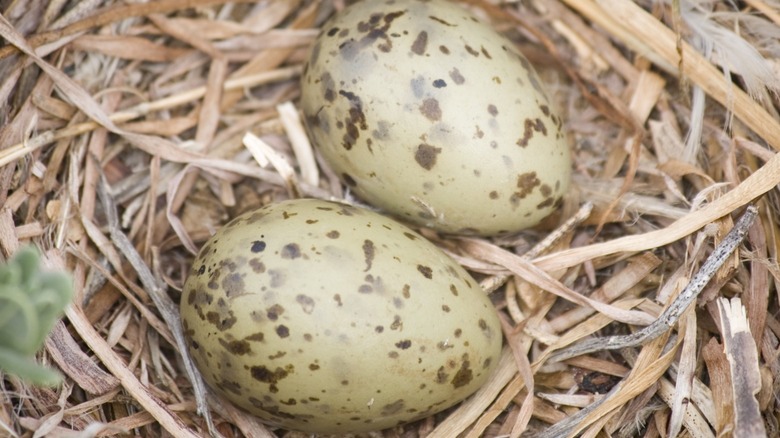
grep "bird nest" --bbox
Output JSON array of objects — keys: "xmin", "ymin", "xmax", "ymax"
[{"xmin": 1, "ymin": 0, "xmax": 779, "ymax": 437}]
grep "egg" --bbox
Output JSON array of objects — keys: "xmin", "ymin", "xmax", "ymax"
[
  {"xmin": 180, "ymin": 198, "xmax": 502, "ymax": 434},
  {"xmin": 300, "ymin": 0, "xmax": 571, "ymax": 236}
]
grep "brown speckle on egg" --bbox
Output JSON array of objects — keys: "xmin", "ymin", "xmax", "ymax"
[
  {"xmin": 414, "ymin": 144, "xmax": 441, "ymax": 170},
  {"xmin": 448, "ymin": 68, "xmax": 465, "ymax": 84},
  {"xmin": 296, "ymin": 295, "xmax": 315, "ymax": 314},
  {"xmin": 419, "ymin": 98, "xmax": 442, "ymax": 121},
  {"xmin": 281, "ymin": 244, "xmax": 301, "ymax": 259},
  {"xmin": 363, "ymin": 239, "xmax": 375, "ymax": 271},
  {"xmin": 411, "ymin": 31, "xmax": 428, "ymax": 55},
  {"xmin": 417, "ymin": 265, "xmax": 433, "ymax": 279}
]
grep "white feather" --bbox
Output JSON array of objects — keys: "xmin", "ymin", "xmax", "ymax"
[{"xmin": 679, "ymin": 0, "xmax": 780, "ymax": 103}]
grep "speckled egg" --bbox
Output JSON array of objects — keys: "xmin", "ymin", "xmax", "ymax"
[
  {"xmin": 180, "ymin": 198, "xmax": 501, "ymax": 434},
  {"xmin": 300, "ymin": 0, "xmax": 571, "ymax": 236}
]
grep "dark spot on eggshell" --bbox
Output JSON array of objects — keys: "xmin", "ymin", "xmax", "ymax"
[
  {"xmin": 326, "ymin": 230, "xmax": 340, "ymax": 239},
  {"xmin": 464, "ymin": 44, "xmax": 479, "ymax": 57},
  {"xmin": 516, "ymin": 118, "xmax": 548, "ymax": 148},
  {"xmin": 489, "ymin": 191, "xmax": 499, "ymax": 200},
  {"xmin": 219, "ymin": 338, "xmax": 251, "ymax": 355},
  {"xmin": 536, "ymin": 197, "xmax": 555, "ymax": 209},
  {"xmin": 395, "ymin": 339, "xmax": 412, "ymax": 349},
  {"xmin": 189, "ymin": 288, "xmax": 213, "ymax": 306},
  {"xmin": 375, "ymin": 325, "xmax": 384, "ymax": 333},
  {"xmin": 320, "ymin": 72, "xmax": 336, "ymax": 102},
  {"xmin": 479, "ymin": 318, "xmax": 493, "ymax": 339},
  {"xmin": 251, "ymin": 241, "xmax": 266, "ymax": 253},
  {"xmin": 276, "ymin": 325, "xmax": 290, "ymax": 338},
  {"xmin": 349, "ymin": 10, "xmax": 407, "ymax": 55},
  {"xmin": 296, "ymin": 294, "xmax": 315, "ymax": 314},
  {"xmin": 449, "ymin": 68, "xmax": 465, "ymax": 84},
  {"xmin": 372, "ymin": 120, "xmax": 391, "ymax": 139},
  {"xmin": 436, "ymin": 367, "xmax": 449, "ymax": 384},
  {"xmin": 415, "ymin": 143, "xmax": 441, "ymax": 170},
  {"xmin": 419, "ymin": 98, "xmax": 441, "ymax": 121},
  {"xmin": 439, "ymin": 45, "xmax": 450, "ymax": 54},
  {"xmin": 269, "ymin": 350, "xmax": 287, "ymax": 360},
  {"xmin": 429, "ymin": 15, "xmax": 455, "ymax": 26},
  {"xmin": 245, "ymin": 332, "xmax": 265, "ymax": 342},
  {"xmin": 390, "ymin": 315, "xmax": 403, "ymax": 330},
  {"xmin": 221, "ymin": 273, "xmax": 245, "ymax": 298},
  {"xmin": 442, "ymin": 305, "xmax": 451, "ymax": 312},
  {"xmin": 381, "ymin": 399, "xmax": 405, "ymax": 416},
  {"xmin": 338, "ymin": 90, "xmax": 368, "ymax": 150},
  {"xmin": 363, "ymin": 239, "xmax": 375, "ymax": 271},
  {"xmin": 266, "ymin": 304, "xmax": 284, "ymax": 321},
  {"xmin": 402, "ymin": 284, "xmax": 411, "ymax": 299},
  {"xmin": 403, "ymin": 232, "xmax": 418, "ymax": 240},
  {"xmin": 250, "ymin": 364, "xmax": 292, "ymax": 385},
  {"xmin": 206, "ymin": 311, "xmax": 236, "ymax": 331},
  {"xmin": 417, "ymin": 265, "xmax": 433, "ymax": 279},
  {"xmin": 487, "ymin": 104, "xmax": 498, "ymax": 117},
  {"xmin": 451, "ymin": 356, "xmax": 473, "ymax": 388},
  {"xmin": 411, "ymin": 31, "xmax": 428, "ymax": 55},
  {"xmin": 249, "ymin": 258, "xmax": 265, "ymax": 273},
  {"xmin": 281, "ymin": 243, "xmax": 302, "ymax": 259},
  {"xmin": 481, "ymin": 46, "xmax": 492, "ymax": 59},
  {"xmin": 511, "ymin": 172, "xmax": 541, "ymax": 202},
  {"xmin": 432, "ymin": 79, "xmax": 446, "ymax": 88},
  {"xmin": 309, "ymin": 363, "xmax": 320, "ymax": 371}
]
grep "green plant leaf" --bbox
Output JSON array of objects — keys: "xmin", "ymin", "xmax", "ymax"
[
  {"xmin": 0, "ymin": 246, "xmax": 72, "ymax": 386},
  {"xmin": 0, "ymin": 345, "xmax": 63, "ymax": 386}
]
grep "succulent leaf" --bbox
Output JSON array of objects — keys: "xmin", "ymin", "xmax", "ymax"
[{"xmin": 0, "ymin": 247, "xmax": 72, "ymax": 386}]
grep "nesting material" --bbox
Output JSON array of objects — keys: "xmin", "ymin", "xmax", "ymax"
[{"xmin": 1, "ymin": 1, "xmax": 779, "ymax": 437}]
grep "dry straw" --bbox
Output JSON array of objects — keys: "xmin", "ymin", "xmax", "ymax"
[{"xmin": 0, "ymin": 0, "xmax": 779, "ymax": 437}]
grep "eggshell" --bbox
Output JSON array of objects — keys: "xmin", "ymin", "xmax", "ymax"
[
  {"xmin": 181, "ymin": 198, "xmax": 502, "ymax": 433},
  {"xmin": 300, "ymin": 0, "xmax": 571, "ymax": 235}
]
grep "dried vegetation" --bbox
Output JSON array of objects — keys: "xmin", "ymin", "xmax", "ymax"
[{"xmin": 0, "ymin": 0, "xmax": 779, "ymax": 437}]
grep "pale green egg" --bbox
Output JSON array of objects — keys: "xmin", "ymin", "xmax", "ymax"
[
  {"xmin": 301, "ymin": 0, "xmax": 571, "ymax": 236},
  {"xmin": 181, "ymin": 198, "xmax": 502, "ymax": 434}
]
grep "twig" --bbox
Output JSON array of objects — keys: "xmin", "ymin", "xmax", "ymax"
[
  {"xmin": 96, "ymin": 176, "xmax": 217, "ymax": 437},
  {"xmin": 548, "ymin": 205, "xmax": 758, "ymax": 363}
]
